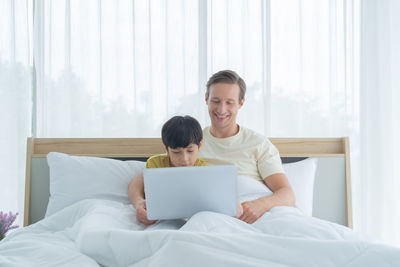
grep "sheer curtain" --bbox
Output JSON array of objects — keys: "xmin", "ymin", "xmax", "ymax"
[
  {"xmin": 0, "ymin": 0, "xmax": 32, "ymax": 226},
  {"xmin": 359, "ymin": 0, "xmax": 400, "ymax": 246},
  {"xmin": 269, "ymin": 0, "xmax": 359, "ymax": 138},
  {"xmin": 33, "ymin": 0, "xmax": 359, "ymax": 136},
  {"xmin": 34, "ymin": 0, "xmax": 203, "ymax": 137}
]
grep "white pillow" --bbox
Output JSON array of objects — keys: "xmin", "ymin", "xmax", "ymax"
[
  {"xmin": 237, "ymin": 158, "xmax": 318, "ymax": 216},
  {"xmin": 237, "ymin": 175, "xmax": 273, "ymax": 203},
  {"xmin": 46, "ymin": 152, "xmax": 146, "ymax": 217},
  {"xmin": 283, "ymin": 158, "xmax": 318, "ymax": 216}
]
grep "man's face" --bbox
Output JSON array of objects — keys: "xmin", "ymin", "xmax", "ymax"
[
  {"xmin": 166, "ymin": 143, "xmax": 202, "ymax": 167},
  {"xmin": 206, "ymin": 83, "xmax": 244, "ymax": 132}
]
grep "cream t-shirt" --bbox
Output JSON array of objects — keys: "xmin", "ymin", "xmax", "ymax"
[{"xmin": 198, "ymin": 126, "xmax": 284, "ymax": 182}]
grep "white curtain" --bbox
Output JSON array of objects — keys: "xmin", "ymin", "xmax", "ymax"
[
  {"xmin": 2, "ymin": 0, "xmax": 399, "ymax": 246},
  {"xmin": 269, "ymin": 0, "xmax": 359, "ymax": 138},
  {"xmin": 33, "ymin": 0, "xmax": 359, "ymax": 136},
  {"xmin": 359, "ymin": 0, "xmax": 400, "ymax": 246},
  {"xmin": 34, "ymin": 0, "xmax": 203, "ymax": 137},
  {"xmin": 0, "ymin": 0, "xmax": 32, "ymax": 226}
]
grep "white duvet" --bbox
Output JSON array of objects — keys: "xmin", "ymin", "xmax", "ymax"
[{"xmin": 1, "ymin": 198, "xmax": 399, "ymax": 267}]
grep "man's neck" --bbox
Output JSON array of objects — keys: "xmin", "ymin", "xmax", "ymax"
[{"xmin": 210, "ymin": 124, "xmax": 240, "ymax": 138}]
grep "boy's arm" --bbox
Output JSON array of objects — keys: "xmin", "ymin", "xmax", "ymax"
[
  {"xmin": 128, "ymin": 172, "xmax": 157, "ymax": 225},
  {"xmin": 128, "ymin": 172, "xmax": 145, "ymax": 205}
]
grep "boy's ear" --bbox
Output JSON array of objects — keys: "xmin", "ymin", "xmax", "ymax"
[
  {"xmin": 198, "ymin": 140, "xmax": 203, "ymax": 150},
  {"xmin": 164, "ymin": 145, "xmax": 169, "ymax": 153}
]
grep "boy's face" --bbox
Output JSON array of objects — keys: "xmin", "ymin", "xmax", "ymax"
[{"xmin": 166, "ymin": 142, "xmax": 202, "ymax": 167}]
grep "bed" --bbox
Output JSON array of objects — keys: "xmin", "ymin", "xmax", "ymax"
[{"xmin": 0, "ymin": 137, "xmax": 399, "ymax": 267}]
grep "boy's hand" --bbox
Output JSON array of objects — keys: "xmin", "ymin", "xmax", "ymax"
[
  {"xmin": 135, "ymin": 199, "xmax": 157, "ymax": 225},
  {"xmin": 236, "ymin": 202, "xmax": 243, "ymax": 218}
]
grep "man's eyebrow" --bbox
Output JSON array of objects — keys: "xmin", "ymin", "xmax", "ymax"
[{"xmin": 210, "ymin": 97, "xmax": 236, "ymax": 101}]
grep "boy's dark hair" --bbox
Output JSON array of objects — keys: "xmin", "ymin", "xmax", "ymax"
[{"xmin": 161, "ymin": 115, "xmax": 203, "ymax": 149}]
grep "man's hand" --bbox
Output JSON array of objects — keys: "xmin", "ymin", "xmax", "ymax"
[
  {"xmin": 238, "ymin": 173, "xmax": 296, "ymax": 224},
  {"xmin": 238, "ymin": 198, "xmax": 267, "ymax": 224},
  {"xmin": 135, "ymin": 199, "xmax": 157, "ymax": 225},
  {"xmin": 235, "ymin": 202, "xmax": 243, "ymax": 218}
]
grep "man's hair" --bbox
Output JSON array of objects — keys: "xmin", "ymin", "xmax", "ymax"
[
  {"xmin": 161, "ymin": 115, "xmax": 203, "ymax": 149},
  {"xmin": 206, "ymin": 70, "xmax": 246, "ymax": 102}
]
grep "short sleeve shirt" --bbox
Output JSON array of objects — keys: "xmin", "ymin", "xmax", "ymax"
[
  {"xmin": 146, "ymin": 154, "xmax": 207, "ymax": 168},
  {"xmin": 198, "ymin": 126, "xmax": 284, "ymax": 182}
]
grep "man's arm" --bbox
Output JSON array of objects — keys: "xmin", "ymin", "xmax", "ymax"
[
  {"xmin": 238, "ymin": 173, "xmax": 295, "ymax": 224},
  {"xmin": 128, "ymin": 172, "xmax": 157, "ymax": 225}
]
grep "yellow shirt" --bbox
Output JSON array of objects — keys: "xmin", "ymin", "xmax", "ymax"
[{"xmin": 146, "ymin": 154, "xmax": 207, "ymax": 168}]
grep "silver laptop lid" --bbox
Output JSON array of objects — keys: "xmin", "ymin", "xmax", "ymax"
[{"xmin": 143, "ymin": 165, "xmax": 238, "ymax": 220}]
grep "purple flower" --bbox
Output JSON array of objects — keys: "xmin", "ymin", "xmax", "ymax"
[{"xmin": 0, "ymin": 211, "xmax": 19, "ymax": 238}]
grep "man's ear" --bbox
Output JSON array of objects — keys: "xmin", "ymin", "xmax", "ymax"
[
  {"xmin": 205, "ymin": 93, "xmax": 208, "ymax": 104},
  {"xmin": 164, "ymin": 145, "xmax": 169, "ymax": 154},
  {"xmin": 239, "ymin": 98, "xmax": 245, "ymax": 108}
]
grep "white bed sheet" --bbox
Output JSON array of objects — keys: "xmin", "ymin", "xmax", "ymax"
[{"xmin": 1, "ymin": 194, "xmax": 400, "ymax": 266}]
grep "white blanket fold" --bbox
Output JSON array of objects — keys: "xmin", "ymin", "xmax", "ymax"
[{"xmin": 1, "ymin": 198, "xmax": 400, "ymax": 267}]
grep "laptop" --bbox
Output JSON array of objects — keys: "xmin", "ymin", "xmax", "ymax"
[{"xmin": 143, "ymin": 165, "xmax": 238, "ymax": 220}]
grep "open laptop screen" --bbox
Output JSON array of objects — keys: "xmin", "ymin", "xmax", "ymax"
[{"xmin": 143, "ymin": 165, "xmax": 238, "ymax": 220}]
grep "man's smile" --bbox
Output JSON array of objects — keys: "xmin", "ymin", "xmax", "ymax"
[{"xmin": 214, "ymin": 113, "xmax": 229, "ymax": 120}]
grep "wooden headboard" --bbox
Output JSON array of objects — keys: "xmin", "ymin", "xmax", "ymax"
[{"xmin": 24, "ymin": 137, "xmax": 352, "ymax": 228}]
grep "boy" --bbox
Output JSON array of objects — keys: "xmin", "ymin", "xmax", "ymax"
[
  {"xmin": 128, "ymin": 115, "xmax": 242, "ymax": 225},
  {"xmin": 146, "ymin": 115, "xmax": 207, "ymax": 168}
]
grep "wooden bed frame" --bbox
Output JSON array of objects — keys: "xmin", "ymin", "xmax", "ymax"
[{"xmin": 24, "ymin": 137, "xmax": 353, "ymax": 228}]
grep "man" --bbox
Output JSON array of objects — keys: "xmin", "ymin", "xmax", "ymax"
[{"xmin": 199, "ymin": 70, "xmax": 296, "ymax": 224}]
